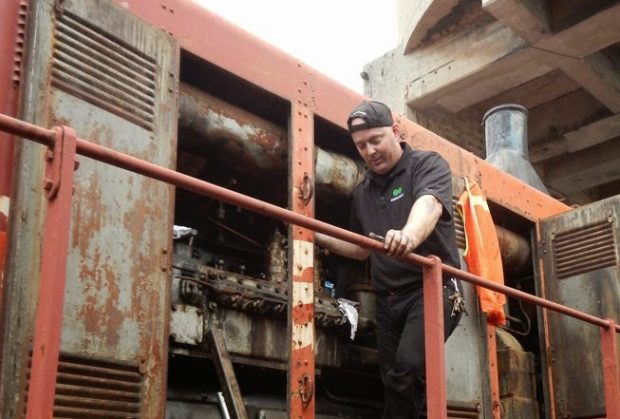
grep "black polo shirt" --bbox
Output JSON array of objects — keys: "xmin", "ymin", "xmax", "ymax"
[{"xmin": 350, "ymin": 143, "xmax": 459, "ymax": 292}]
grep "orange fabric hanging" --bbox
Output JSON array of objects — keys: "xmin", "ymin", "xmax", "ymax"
[{"xmin": 456, "ymin": 179, "xmax": 506, "ymax": 326}]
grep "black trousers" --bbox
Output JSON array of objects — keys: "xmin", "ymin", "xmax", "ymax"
[{"xmin": 376, "ymin": 285, "xmax": 461, "ymax": 419}]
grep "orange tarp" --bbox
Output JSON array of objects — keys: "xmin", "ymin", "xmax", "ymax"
[{"xmin": 457, "ymin": 179, "xmax": 506, "ymax": 326}]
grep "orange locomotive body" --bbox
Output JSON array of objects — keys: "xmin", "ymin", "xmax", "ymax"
[{"xmin": 0, "ymin": 1, "xmax": 618, "ymax": 418}]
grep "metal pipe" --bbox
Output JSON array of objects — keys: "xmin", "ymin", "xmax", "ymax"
[
  {"xmin": 1, "ymin": 112, "xmax": 618, "ymax": 334},
  {"xmin": 314, "ymin": 147, "xmax": 364, "ymax": 196},
  {"xmin": 495, "ymin": 225, "xmax": 531, "ymax": 273},
  {"xmin": 217, "ymin": 392, "xmax": 232, "ymax": 419},
  {"xmin": 179, "ymin": 84, "xmax": 363, "ymax": 195},
  {"xmin": 179, "ymin": 85, "xmax": 287, "ymax": 173},
  {"xmin": 0, "ymin": 113, "xmax": 55, "ymax": 146}
]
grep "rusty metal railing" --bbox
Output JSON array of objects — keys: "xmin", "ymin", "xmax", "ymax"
[{"xmin": 0, "ymin": 112, "xmax": 618, "ymax": 419}]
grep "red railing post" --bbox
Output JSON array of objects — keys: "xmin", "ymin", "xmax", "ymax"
[
  {"xmin": 25, "ymin": 126, "xmax": 77, "ymax": 419},
  {"xmin": 486, "ymin": 324, "xmax": 502, "ymax": 419},
  {"xmin": 423, "ymin": 255, "xmax": 447, "ymax": 419},
  {"xmin": 601, "ymin": 319, "xmax": 620, "ymax": 419}
]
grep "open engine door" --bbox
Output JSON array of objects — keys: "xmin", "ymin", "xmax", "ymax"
[
  {"xmin": 0, "ymin": 0, "xmax": 177, "ymax": 417},
  {"xmin": 538, "ymin": 195, "xmax": 620, "ymax": 418}
]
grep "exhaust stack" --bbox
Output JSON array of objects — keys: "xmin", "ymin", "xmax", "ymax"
[{"xmin": 483, "ymin": 104, "xmax": 548, "ymax": 193}]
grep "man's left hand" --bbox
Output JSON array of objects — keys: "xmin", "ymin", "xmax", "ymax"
[{"xmin": 384, "ymin": 229, "xmax": 416, "ymax": 257}]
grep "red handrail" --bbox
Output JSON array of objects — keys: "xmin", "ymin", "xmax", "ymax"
[{"xmin": 1, "ymin": 112, "xmax": 618, "ymax": 418}]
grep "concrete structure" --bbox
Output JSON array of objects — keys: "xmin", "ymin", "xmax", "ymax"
[{"xmin": 364, "ymin": 0, "xmax": 620, "ymax": 205}]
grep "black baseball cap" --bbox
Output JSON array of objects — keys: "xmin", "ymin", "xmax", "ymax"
[{"xmin": 347, "ymin": 100, "xmax": 394, "ymax": 134}]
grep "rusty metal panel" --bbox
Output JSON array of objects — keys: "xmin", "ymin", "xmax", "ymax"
[
  {"xmin": 539, "ymin": 194, "xmax": 620, "ymax": 418},
  {"xmin": 288, "ymin": 89, "xmax": 316, "ymax": 416},
  {"xmin": 1, "ymin": 0, "xmax": 178, "ymax": 417}
]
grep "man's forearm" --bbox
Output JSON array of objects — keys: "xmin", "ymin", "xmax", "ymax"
[
  {"xmin": 384, "ymin": 194, "xmax": 443, "ymax": 256},
  {"xmin": 315, "ymin": 232, "xmax": 369, "ymax": 260},
  {"xmin": 401, "ymin": 195, "xmax": 442, "ymax": 248}
]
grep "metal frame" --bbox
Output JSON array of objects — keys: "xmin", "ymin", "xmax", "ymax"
[
  {"xmin": 25, "ymin": 126, "xmax": 77, "ymax": 419},
  {"xmin": 0, "ymin": 0, "xmax": 26, "ymax": 342},
  {"xmin": 1, "ymin": 113, "xmax": 618, "ymax": 418},
  {"xmin": 288, "ymin": 83, "xmax": 317, "ymax": 415}
]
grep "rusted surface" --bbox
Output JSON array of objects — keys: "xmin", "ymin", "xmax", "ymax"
[
  {"xmin": 553, "ymin": 219, "xmax": 617, "ymax": 279},
  {"xmin": 0, "ymin": 0, "xmax": 26, "ymax": 199},
  {"xmin": 0, "ymin": 0, "xmax": 23, "ymax": 368},
  {"xmin": 423, "ymin": 256, "xmax": 447, "ymax": 419},
  {"xmin": 486, "ymin": 325, "xmax": 501, "ymax": 419},
  {"xmin": 600, "ymin": 319, "xmax": 620, "ymax": 419},
  {"xmin": 26, "ymin": 126, "xmax": 77, "ymax": 419},
  {"xmin": 54, "ymin": 2, "xmax": 176, "ymax": 417},
  {"xmin": 495, "ymin": 225, "xmax": 531, "ymax": 273},
  {"xmin": 199, "ymin": 265, "xmax": 345, "ymax": 328},
  {"xmin": 0, "ymin": 2, "xmax": 54, "ymax": 414},
  {"xmin": 539, "ymin": 196, "xmax": 620, "ymax": 417},
  {"xmin": 1, "ymin": 0, "xmax": 177, "ymax": 416},
  {"xmin": 314, "ymin": 148, "xmax": 364, "ymax": 196},
  {"xmin": 179, "ymin": 86, "xmax": 363, "ymax": 196},
  {"xmin": 288, "ymin": 88, "xmax": 316, "ymax": 417},
  {"xmin": 51, "ymin": 11, "xmax": 157, "ymax": 130},
  {"xmin": 54, "ymin": 351, "xmax": 143, "ymax": 418},
  {"xmin": 179, "ymin": 84, "xmax": 286, "ymax": 175}
]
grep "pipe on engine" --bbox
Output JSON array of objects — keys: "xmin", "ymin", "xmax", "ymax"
[{"xmin": 179, "ymin": 84, "xmax": 363, "ymax": 196}]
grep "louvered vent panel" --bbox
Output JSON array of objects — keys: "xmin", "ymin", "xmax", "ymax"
[
  {"xmin": 553, "ymin": 220, "xmax": 617, "ymax": 279},
  {"xmin": 52, "ymin": 11, "xmax": 156, "ymax": 131},
  {"xmin": 53, "ymin": 352, "xmax": 143, "ymax": 419},
  {"xmin": 452, "ymin": 198, "xmax": 466, "ymax": 250}
]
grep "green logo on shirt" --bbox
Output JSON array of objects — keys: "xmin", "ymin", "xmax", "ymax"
[{"xmin": 390, "ymin": 186, "xmax": 404, "ymax": 202}]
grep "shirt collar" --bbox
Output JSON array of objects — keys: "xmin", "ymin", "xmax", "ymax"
[{"xmin": 367, "ymin": 142, "xmax": 413, "ymax": 185}]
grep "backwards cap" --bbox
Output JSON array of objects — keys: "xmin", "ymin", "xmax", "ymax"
[{"xmin": 346, "ymin": 100, "xmax": 394, "ymax": 134}]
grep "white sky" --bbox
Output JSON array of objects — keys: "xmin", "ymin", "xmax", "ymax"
[{"xmin": 192, "ymin": 0, "xmax": 398, "ymax": 93}]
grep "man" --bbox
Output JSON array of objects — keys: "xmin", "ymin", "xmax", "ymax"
[{"xmin": 316, "ymin": 100, "xmax": 462, "ymax": 418}]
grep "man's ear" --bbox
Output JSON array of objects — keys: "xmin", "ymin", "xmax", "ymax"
[{"xmin": 391, "ymin": 122, "xmax": 401, "ymax": 137}]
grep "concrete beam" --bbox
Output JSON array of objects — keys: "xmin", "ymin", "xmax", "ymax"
[
  {"xmin": 564, "ymin": 113, "xmax": 620, "ymax": 152},
  {"xmin": 529, "ymin": 138, "xmax": 567, "ymax": 164},
  {"xmin": 482, "ymin": 0, "xmax": 550, "ymax": 44},
  {"xmin": 405, "ymin": 20, "xmax": 529, "ymax": 108},
  {"xmin": 529, "ymin": 113, "xmax": 620, "ymax": 164},
  {"xmin": 536, "ymin": 3, "xmax": 620, "ymax": 57},
  {"xmin": 437, "ymin": 62, "xmax": 552, "ymax": 113},
  {"xmin": 527, "ymin": 89, "xmax": 605, "ymax": 145},
  {"xmin": 473, "ymin": 69, "xmax": 580, "ymax": 112},
  {"xmin": 559, "ymin": 52, "xmax": 620, "ymax": 112},
  {"xmin": 544, "ymin": 137, "xmax": 620, "ymax": 194}
]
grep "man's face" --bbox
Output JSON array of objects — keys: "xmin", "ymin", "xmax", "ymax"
[{"xmin": 350, "ymin": 120, "xmax": 403, "ymax": 175}]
